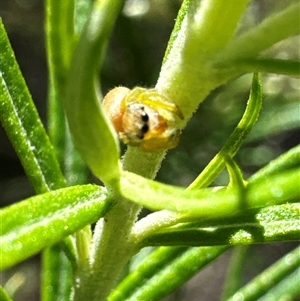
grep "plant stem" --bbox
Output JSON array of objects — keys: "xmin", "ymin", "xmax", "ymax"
[
  {"xmin": 77, "ymin": 198, "xmax": 140, "ymax": 301},
  {"xmin": 157, "ymin": 0, "xmax": 250, "ymax": 122}
]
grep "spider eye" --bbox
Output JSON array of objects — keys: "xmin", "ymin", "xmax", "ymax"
[
  {"xmin": 141, "ymin": 124, "xmax": 149, "ymax": 133},
  {"xmin": 141, "ymin": 111, "xmax": 149, "ymax": 122}
]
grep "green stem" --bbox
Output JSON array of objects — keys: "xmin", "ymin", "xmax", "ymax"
[
  {"xmin": 184, "ymin": 0, "xmax": 251, "ymax": 58},
  {"xmin": 157, "ymin": 0, "xmax": 250, "ymax": 122},
  {"xmin": 122, "ymin": 148, "xmax": 165, "ymax": 178},
  {"xmin": 78, "ymin": 198, "xmax": 140, "ymax": 301}
]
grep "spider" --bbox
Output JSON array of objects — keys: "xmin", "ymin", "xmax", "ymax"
[{"xmin": 103, "ymin": 87, "xmax": 183, "ymax": 152}]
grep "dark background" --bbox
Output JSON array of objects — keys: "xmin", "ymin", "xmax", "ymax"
[{"xmin": 1, "ymin": 0, "xmax": 299, "ymax": 300}]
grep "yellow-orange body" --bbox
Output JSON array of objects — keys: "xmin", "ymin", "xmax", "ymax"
[{"xmin": 103, "ymin": 87, "xmax": 183, "ymax": 152}]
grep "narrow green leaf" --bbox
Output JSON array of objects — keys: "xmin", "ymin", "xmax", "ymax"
[
  {"xmin": 0, "ymin": 19, "xmax": 65, "ymax": 193},
  {"xmin": 42, "ymin": 246, "xmax": 73, "ymax": 301},
  {"xmin": 221, "ymin": 246, "xmax": 249, "ymax": 301},
  {"xmin": 227, "ymin": 245, "xmax": 300, "ymax": 301},
  {"xmin": 107, "ymin": 247, "xmax": 188, "ymax": 301},
  {"xmin": 119, "ymin": 167, "xmax": 299, "ymax": 218},
  {"xmin": 45, "ymin": 2, "xmax": 88, "ymax": 300},
  {"xmin": 229, "ymin": 58, "xmax": 300, "ymax": 76},
  {"xmin": 247, "ymin": 168, "xmax": 299, "ymax": 208},
  {"xmin": 260, "ymin": 267, "xmax": 300, "ymax": 301},
  {"xmin": 109, "ymin": 246, "xmax": 228, "ymax": 301},
  {"xmin": 189, "ymin": 73, "xmax": 262, "ymax": 189},
  {"xmin": 47, "ymin": 79, "xmax": 67, "ymax": 168},
  {"xmin": 45, "ymin": 0, "xmax": 75, "ymax": 92},
  {"xmin": 114, "ymin": 203, "xmax": 299, "ymax": 300},
  {"xmin": 140, "ymin": 203, "xmax": 300, "ymax": 246},
  {"xmin": 249, "ymin": 144, "xmax": 300, "ymax": 182},
  {"xmin": 46, "ymin": 0, "xmax": 88, "ymax": 185},
  {"xmin": 255, "ymin": 203, "xmax": 300, "ymax": 241},
  {"xmin": 0, "ymin": 185, "xmax": 111, "ymax": 270},
  {"xmin": 215, "ymin": 2, "xmax": 300, "ymax": 63},
  {"xmin": 64, "ymin": 0, "xmax": 122, "ymax": 184}
]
